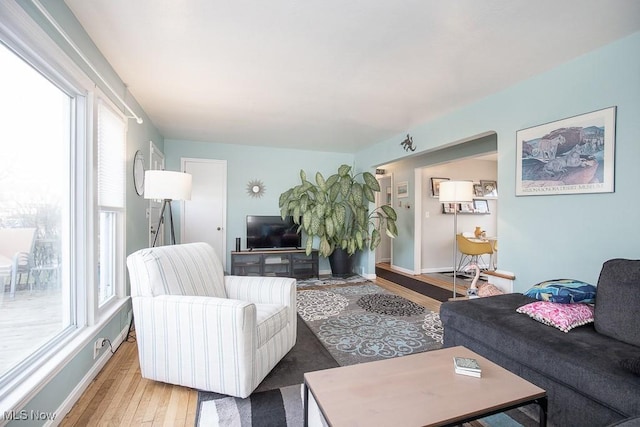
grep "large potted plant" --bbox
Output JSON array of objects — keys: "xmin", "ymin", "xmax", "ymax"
[{"xmin": 279, "ymin": 164, "xmax": 398, "ymax": 276}]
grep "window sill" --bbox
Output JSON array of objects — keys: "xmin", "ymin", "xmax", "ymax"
[{"xmin": 0, "ymin": 297, "xmax": 131, "ymax": 420}]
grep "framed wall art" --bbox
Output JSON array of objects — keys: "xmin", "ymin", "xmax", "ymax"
[
  {"xmin": 473, "ymin": 183, "xmax": 484, "ymax": 198},
  {"xmin": 396, "ymin": 181, "xmax": 409, "ymax": 198},
  {"xmin": 516, "ymin": 106, "xmax": 616, "ymax": 196},
  {"xmin": 473, "ymin": 199, "xmax": 490, "ymax": 214},
  {"xmin": 430, "ymin": 177, "xmax": 449, "ymax": 197},
  {"xmin": 480, "ymin": 180, "xmax": 498, "ymax": 198}
]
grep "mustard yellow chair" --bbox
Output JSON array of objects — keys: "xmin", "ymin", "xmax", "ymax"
[{"xmin": 456, "ymin": 233, "xmax": 493, "ymax": 271}]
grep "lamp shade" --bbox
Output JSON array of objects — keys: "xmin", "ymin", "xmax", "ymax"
[
  {"xmin": 439, "ymin": 180, "xmax": 474, "ymax": 203},
  {"xmin": 144, "ymin": 170, "xmax": 192, "ymax": 201}
]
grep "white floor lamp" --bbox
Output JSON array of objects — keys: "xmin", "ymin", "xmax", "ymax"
[
  {"xmin": 439, "ymin": 181, "xmax": 474, "ymax": 299},
  {"xmin": 144, "ymin": 170, "xmax": 192, "ymax": 247}
]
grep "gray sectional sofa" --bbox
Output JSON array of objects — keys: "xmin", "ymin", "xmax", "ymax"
[{"xmin": 440, "ymin": 259, "xmax": 640, "ymax": 427}]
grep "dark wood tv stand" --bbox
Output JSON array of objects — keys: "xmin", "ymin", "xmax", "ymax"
[{"xmin": 231, "ymin": 249, "xmax": 319, "ymax": 279}]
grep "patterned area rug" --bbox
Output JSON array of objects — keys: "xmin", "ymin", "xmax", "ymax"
[
  {"xmin": 197, "ymin": 384, "xmax": 539, "ymax": 427},
  {"xmin": 196, "ymin": 276, "xmax": 537, "ymax": 426},
  {"xmin": 296, "ymin": 277, "xmax": 443, "ymax": 365}
]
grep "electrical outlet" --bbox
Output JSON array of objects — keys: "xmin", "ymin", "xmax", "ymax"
[{"xmin": 93, "ymin": 338, "xmax": 106, "ymax": 359}]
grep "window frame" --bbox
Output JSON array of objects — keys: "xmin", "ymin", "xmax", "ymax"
[
  {"xmin": 0, "ymin": 0, "xmax": 129, "ymax": 409},
  {"xmin": 94, "ymin": 97, "xmax": 127, "ymax": 313}
]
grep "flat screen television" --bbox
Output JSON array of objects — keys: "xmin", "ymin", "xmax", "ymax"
[{"xmin": 246, "ymin": 215, "xmax": 301, "ymax": 250}]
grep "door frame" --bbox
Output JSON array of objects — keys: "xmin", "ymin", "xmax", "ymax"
[{"xmin": 375, "ymin": 173, "xmax": 393, "ymax": 265}]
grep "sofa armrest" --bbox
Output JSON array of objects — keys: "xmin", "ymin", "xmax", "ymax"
[
  {"xmin": 132, "ymin": 294, "xmax": 258, "ymax": 396},
  {"xmin": 224, "ymin": 275, "xmax": 296, "ymax": 309}
]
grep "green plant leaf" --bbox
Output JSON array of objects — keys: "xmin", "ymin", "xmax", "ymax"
[
  {"xmin": 326, "ymin": 174, "xmax": 339, "ymax": 188},
  {"xmin": 370, "ymin": 228, "xmax": 381, "ymax": 250},
  {"xmin": 279, "ymin": 189, "xmax": 292, "ymax": 208},
  {"xmin": 338, "ymin": 164, "xmax": 351, "ymax": 177},
  {"xmin": 319, "ymin": 237, "xmax": 332, "ymax": 257},
  {"xmin": 315, "ymin": 172, "xmax": 326, "ymax": 190},
  {"xmin": 325, "ymin": 216, "xmax": 335, "ymax": 238},
  {"xmin": 352, "ymin": 182, "xmax": 363, "ymax": 206},
  {"xmin": 310, "ymin": 215, "xmax": 320, "ymax": 234},
  {"xmin": 363, "ymin": 172, "xmax": 380, "ymax": 191},
  {"xmin": 300, "ymin": 169, "xmax": 307, "ymax": 182},
  {"xmin": 380, "ymin": 204, "xmax": 397, "ymax": 221},
  {"xmin": 305, "ymin": 235, "xmax": 313, "ymax": 255},
  {"xmin": 339, "ymin": 176, "xmax": 351, "ymax": 198},
  {"xmin": 386, "ymin": 220, "xmax": 398, "ymax": 238},
  {"xmin": 333, "ymin": 204, "xmax": 346, "ymax": 227},
  {"xmin": 303, "ymin": 213, "xmax": 312, "ymax": 231},
  {"xmin": 347, "ymin": 238, "xmax": 356, "ymax": 255},
  {"xmin": 363, "ymin": 185, "xmax": 375, "ymax": 203}
]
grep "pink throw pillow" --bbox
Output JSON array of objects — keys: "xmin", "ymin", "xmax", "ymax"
[{"xmin": 516, "ymin": 301, "xmax": 594, "ymax": 333}]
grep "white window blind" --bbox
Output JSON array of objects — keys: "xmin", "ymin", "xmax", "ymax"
[{"xmin": 97, "ymin": 101, "xmax": 125, "ymax": 208}]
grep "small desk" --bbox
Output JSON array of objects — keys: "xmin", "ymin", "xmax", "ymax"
[{"xmin": 304, "ymin": 346, "xmax": 546, "ymax": 427}]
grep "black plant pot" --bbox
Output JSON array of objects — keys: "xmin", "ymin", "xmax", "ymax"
[{"xmin": 328, "ymin": 247, "xmax": 354, "ymax": 277}]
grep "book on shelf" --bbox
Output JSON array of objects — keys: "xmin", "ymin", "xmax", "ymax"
[{"xmin": 453, "ymin": 356, "xmax": 481, "ymax": 378}]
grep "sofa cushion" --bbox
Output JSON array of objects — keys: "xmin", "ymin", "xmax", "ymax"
[
  {"xmin": 524, "ymin": 278, "xmax": 596, "ymax": 304},
  {"xmin": 516, "ymin": 300, "xmax": 594, "ymax": 332},
  {"xmin": 620, "ymin": 358, "xmax": 640, "ymax": 376},
  {"xmin": 256, "ymin": 303, "xmax": 289, "ymax": 347},
  {"xmin": 594, "ymin": 259, "xmax": 640, "ymax": 347}
]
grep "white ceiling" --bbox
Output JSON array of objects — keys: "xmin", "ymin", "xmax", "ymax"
[{"xmin": 65, "ymin": 0, "xmax": 640, "ymax": 153}]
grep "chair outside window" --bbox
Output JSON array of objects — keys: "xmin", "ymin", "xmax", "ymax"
[
  {"xmin": 0, "ymin": 228, "xmax": 36, "ymax": 298},
  {"xmin": 456, "ymin": 233, "xmax": 493, "ymax": 272}
]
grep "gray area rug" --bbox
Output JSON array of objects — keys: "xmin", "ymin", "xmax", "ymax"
[
  {"xmin": 197, "ymin": 383, "xmax": 539, "ymax": 427},
  {"xmin": 297, "ymin": 280, "xmax": 443, "ymax": 365},
  {"xmin": 196, "ymin": 276, "xmax": 537, "ymax": 426}
]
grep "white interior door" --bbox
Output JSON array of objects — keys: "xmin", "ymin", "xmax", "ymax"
[
  {"xmin": 181, "ymin": 158, "xmax": 227, "ymax": 267},
  {"xmin": 148, "ymin": 141, "xmax": 164, "ymax": 247}
]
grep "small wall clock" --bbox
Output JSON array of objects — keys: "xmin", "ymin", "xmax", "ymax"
[{"xmin": 133, "ymin": 150, "xmax": 145, "ymax": 196}]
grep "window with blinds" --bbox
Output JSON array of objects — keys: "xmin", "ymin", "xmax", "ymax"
[{"xmin": 97, "ymin": 100, "xmax": 125, "ymax": 305}]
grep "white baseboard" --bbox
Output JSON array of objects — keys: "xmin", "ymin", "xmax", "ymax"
[
  {"xmin": 388, "ymin": 264, "xmax": 415, "ymax": 275},
  {"xmin": 48, "ymin": 323, "xmax": 130, "ymax": 427}
]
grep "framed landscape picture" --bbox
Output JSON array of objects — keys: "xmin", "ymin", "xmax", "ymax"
[
  {"xmin": 396, "ymin": 181, "xmax": 409, "ymax": 198},
  {"xmin": 516, "ymin": 106, "xmax": 616, "ymax": 196}
]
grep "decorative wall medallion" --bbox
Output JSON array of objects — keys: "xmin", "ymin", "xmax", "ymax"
[{"xmin": 246, "ymin": 179, "xmax": 265, "ymax": 198}]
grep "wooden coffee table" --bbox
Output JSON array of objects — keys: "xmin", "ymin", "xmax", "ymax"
[{"xmin": 303, "ymin": 346, "xmax": 547, "ymax": 426}]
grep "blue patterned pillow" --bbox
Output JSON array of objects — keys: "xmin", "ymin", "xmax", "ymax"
[{"xmin": 524, "ymin": 279, "xmax": 596, "ymax": 304}]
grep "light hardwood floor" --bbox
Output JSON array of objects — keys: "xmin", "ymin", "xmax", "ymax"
[
  {"xmin": 60, "ymin": 274, "xmax": 444, "ymax": 426},
  {"xmin": 60, "ymin": 333, "xmax": 198, "ymax": 426}
]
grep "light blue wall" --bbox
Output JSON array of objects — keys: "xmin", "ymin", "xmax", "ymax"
[
  {"xmin": 357, "ymin": 31, "xmax": 640, "ymax": 291},
  {"xmin": 164, "ymin": 139, "xmax": 353, "ymax": 271}
]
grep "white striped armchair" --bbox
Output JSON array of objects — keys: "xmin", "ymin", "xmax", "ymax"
[{"xmin": 126, "ymin": 242, "xmax": 297, "ymax": 398}]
